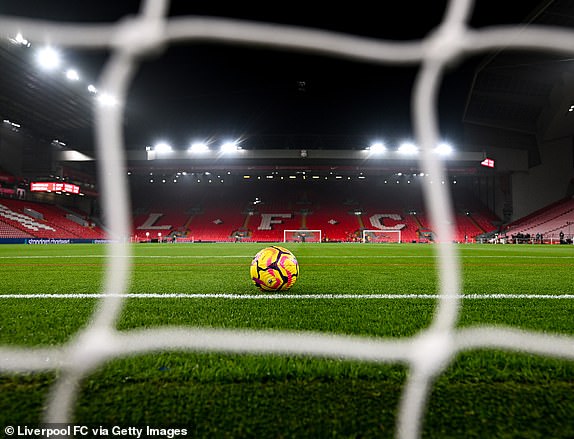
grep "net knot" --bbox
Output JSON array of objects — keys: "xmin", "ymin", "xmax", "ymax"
[
  {"xmin": 112, "ymin": 16, "xmax": 167, "ymax": 57},
  {"xmin": 425, "ymin": 24, "xmax": 466, "ymax": 65},
  {"xmin": 66, "ymin": 327, "xmax": 117, "ymax": 373},
  {"xmin": 410, "ymin": 329, "xmax": 454, "ymax": 376}
]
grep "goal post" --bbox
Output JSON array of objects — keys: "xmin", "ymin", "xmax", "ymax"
[
  {"xmin": 362, "ymin": 229, "xmax": 402, "ymax": 243},
  {"xmin": 284, "ymin": 229, "xmax": 322, "ymax": 243}
]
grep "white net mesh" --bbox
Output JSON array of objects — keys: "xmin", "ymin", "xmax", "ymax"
[{"xmin": 0, "ymin": 0, "xmax": 573, "ymax": 438}]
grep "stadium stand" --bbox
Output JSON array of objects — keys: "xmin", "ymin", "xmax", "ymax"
[
  {"xmin": 0, "ymin": 220, "xmax": 33, "ymax": 238},
  {"xmin": 129, "ymin": 181, "xmax": 499, "ymax": 243},
  {"xmin": 503, "ymin": 196, "xmax": 574, "ymax": 243},
  {"xmin": 304, "ymin": 206, "xmax": 362, "ymax": 242},
  {"xmin": 0, "ymin": 198, "xmax": 105, "ymax": 239},
  {"xmin": 0, "ymin": 177, "xmax": 502, "ymax": 243}
]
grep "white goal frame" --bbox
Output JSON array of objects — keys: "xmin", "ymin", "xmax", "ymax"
[
  {"xmin": 362, "ymin": 229, "xmax": 402, "ymax": 243},
  {"xmin": 283, "ymin": 229, "xmax": 322, "ymax": 243}
]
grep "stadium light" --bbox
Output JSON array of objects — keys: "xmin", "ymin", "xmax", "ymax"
[
  {"xmin": 2, "ymin": 119, "xmax": 20, "ymax": 128},
  {"xmin": 96, "ymin": 92, "xmax": 118, "ymax": 107},
  {"xmin": 9, "ymin": 32, "xmax": 30, "ymax": 47},
  {"xmin": 368, "ymin": 142, "xmax": 386, "ymax": 154},
  {"xmin": 398, "ymin": 142, "xmax": 418, "ymax": 155},
  {"xmin": 189, "ymin": 142, "xmax": 209, "ymax": 154},
  {"xmin": 154, "ymin": 142, "xmax": 173, "ymax": 154},
  {"xmin": 220, "ymin": 140, "xmax": 241, "ymax": 153},
  {"xmin": 36, "ymin": 46, "xmax": 61, "ymax": 71},
  {"xmin": 434, "ymin": 142, "xmax": 453, "ymax": 156},
  {"xmin": 65, "ymin": 69, "xmax": 80, "ymax": 81},
  {"xmin": 51, "ymin": 139, "xmax": 66, "ymax": 147}
]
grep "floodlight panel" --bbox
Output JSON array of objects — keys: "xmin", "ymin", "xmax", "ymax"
[
  {"xmin": 36, "ymin": 46, "xmax": 61, "ymax": 70},
  {"xmin": 66, "ymin": 69, "xmax": 80, "ymax": 81},
  {"xmin": 154, "ymin": 142, "xmax": 173, "ymax": 153},
  {"xmin": 369, "ymin": 142, "xmax": 386, "ymax": 153},
  {"xmin": 189, "ymin": 142, "xmax": 209, "ymax": 153},
  {"xmin": 220, "ymin": 141, "xmax": 239, "ymax": 153},
  {"xmin": 434, "ymin": 143, "xmax": 453, "ymax": 156}
]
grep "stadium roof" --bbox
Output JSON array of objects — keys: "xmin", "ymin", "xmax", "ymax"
[
  {"xmin": 0, "ymin": 0, "xmax": 572, "ymax": 169},
  {"xmin": 463, "ymin": 0, "xmax": 574, "ymax": 166}
]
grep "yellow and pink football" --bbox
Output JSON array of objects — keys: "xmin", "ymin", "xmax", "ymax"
[{"xmin": 250, "ymin": 246, "xmax": 299, "ymax": 291}]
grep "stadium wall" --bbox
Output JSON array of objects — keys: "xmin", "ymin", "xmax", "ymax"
[
  {"xmin": 0, "ymin": 124, "xmax": 56, "ymax": 177},
  {"xmin": 511, "ymin": 136, "xmax": 573, "ymax": 221},
  {"xmin": 0, "ymin": 238, "xmax": 115, "ymax": 244},
  {"xmin": 0, "ymin": 124, "xmax": 24, "ymax": 177}
]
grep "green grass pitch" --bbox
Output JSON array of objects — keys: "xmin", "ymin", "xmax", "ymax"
[{"xmin": 0, "ymin": 242, "xmax": 573, "ymax": 438}]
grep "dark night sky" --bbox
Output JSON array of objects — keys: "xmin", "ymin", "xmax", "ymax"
[{"xmin": 0, "ymin": 0, "xmax": 546, "ymax": 149}]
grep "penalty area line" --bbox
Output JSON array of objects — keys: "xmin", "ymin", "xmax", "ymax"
[{"xmin": 0, "ymin": 293, "xmax": 573, "ymax": 299}]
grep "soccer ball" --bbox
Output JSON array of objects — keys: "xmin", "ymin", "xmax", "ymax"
[{"xmin": 250, "ymin": 246, "xmax": 299, "ymax": 291}]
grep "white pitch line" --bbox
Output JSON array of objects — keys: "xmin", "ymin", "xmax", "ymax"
[
  {"xmin": 2, "ymin": 253, "xmax": 574, "ymax": 259},
  {"xmin": 0, "ymin": 293, "xmax": 573, "ymax": 299}
]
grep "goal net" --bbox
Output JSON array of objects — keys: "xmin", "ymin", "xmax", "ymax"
[
  {"xmin": 284, "ymin": 229, "xmax": 322, "ymax": 243},
  {"xmin": 1, "ymin": 3, "xmax": 573, "ymax": 439},
  {"xmin": 362, "ymin": 229, "xmax": 401, "ymax": 243}
]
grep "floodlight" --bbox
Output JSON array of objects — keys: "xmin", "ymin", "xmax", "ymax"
[
  {"xmin": 51, "ymin": 139, "xmax": 66, "ymax": 147},
  {"xmin": 10, "ymin": 33, "xmax": 30, "ymax": 47},
  {"xmin": 65, "ymin": 69, "xmax": 80, "ymax": 81},
  {"xmin": 3, "ymin": 119, "xmax": 20, "ymax": 128},
  {"xmin": 220, "ymin": 141, "xmax": 239, "ymax": 153},
  {"xmin": 87, "ymin": 84, "xmax": 97, "ymax": 94},
  {"xmin": 189, "ymin": 142, "xmax": 209, "ymax": 153},
  {"xmin": 434, "ymin": 142, "xmax": 453, "ymax": 156},
  {"xmin": 96, "ymin": 92, "xmax": 118, "ymax": 107},
  {"xmin": 368, "ymin": 142, "xmax": 386, "ymax": 153},
  {"xmin": 154, "ymin": 142, "xmax": 173, "ymax": 154},
  {"xmin": 36, "ymin": 46, "xmax": 61, "ymax": 71}
]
